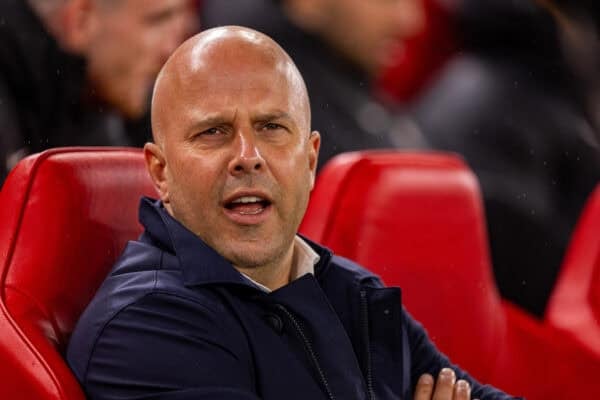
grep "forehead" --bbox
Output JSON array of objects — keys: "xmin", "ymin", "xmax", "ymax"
[{"xmin": 160, "ymin": 42, "xmax": 306, "ymax": 124}]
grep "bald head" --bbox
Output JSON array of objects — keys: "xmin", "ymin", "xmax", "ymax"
[
  {"xmin": 143, "ymin": 27, "xmax": 320, "ymax": 279},
  {"xmin": 151, "ymin": 26, "xmax": 311, "ymax": 147}
]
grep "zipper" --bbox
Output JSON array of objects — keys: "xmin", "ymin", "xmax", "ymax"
[
  {"xmin": 275, "ymin": 304, "xmax": 336, "ymax": 400},
  {"xmin": 360, "ymin": 290, "xmax": 375, "ymax": 400}
]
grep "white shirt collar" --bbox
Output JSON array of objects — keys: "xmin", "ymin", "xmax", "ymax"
[{"xmin": 242, "ymin": 235, "xmax": 320, "ymax": 293}]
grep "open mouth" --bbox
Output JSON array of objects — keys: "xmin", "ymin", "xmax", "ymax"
[{"xmin": 224, "ymin": 196, "xmax": 272, "ymax": 215}]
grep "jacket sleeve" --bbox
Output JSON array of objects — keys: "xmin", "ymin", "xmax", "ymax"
[
  {"xmin": 404, "ymin": 308, "xmax": 523, "ymax": 400},
  {"xmin": 413, "ymin": 60, "xmax": 600, "ymax": 316},
  {"xmin": 78, "ymin": 292, "xmax": 261, "ymax": 400}
]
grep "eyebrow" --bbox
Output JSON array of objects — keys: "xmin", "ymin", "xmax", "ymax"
[
  {"xmin": 143, "ymin": 4, "xmax": 188, "ymax": 25},
  {"xmin": 253, "ymin": 111, "xmax": 295, "ymax": 124},
  {"xmin": 187, "ymin": 110, "xmax": 296, "ymax": 134},
  {"xmin": 190, "ymin": 115, "xmax": 232, "ymax": 131}
]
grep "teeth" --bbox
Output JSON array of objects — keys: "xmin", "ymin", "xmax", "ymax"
[
  {"xmin": 231, "ymin": 196, "xmax": 264, "ymax": 204},
  {"xmin": 239, "ymin": 209, "xmax": 263, "ymax": 215}
]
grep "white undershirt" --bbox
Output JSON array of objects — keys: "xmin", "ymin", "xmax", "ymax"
[{"xmin": 241, "ymin": 236, "xmax": 320, "ymax": 293}]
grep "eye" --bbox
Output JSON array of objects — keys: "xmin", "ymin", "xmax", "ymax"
[
  {"xmin": 143, "ymin": 8, "xmax": 176, "ymax": 26},
  {"xmin": 262, "ymin": 122, "xmax": 285, "ymax": 131},
  {"xmin": 202, "ymin": 127, "xmax": 221, "ymax": 135},
  {"xmin": 200, "ymin": 126, "xmax": 230, "ymax": 137},
  {"xmin": 189, "ymin": 127, "xmax": 227, "ymax": 142}
]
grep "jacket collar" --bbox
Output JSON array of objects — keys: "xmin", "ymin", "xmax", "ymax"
[{"xmin": 138, "ymin": 197, "xmax": 333, "ymax": 288}]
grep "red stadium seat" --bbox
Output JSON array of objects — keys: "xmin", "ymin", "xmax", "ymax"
[
  {"xmin": 300, "ymin": 151, "xmax": 600, "ymax": 399},
  {"xmin": 545, "ymin": 185, "xmax": 600, "ymax": 357},
  {"xmin": 0, "ymin": 147, "xmax": 156, "ymax": 400},
  {"xmin": 2, "ymin": 147, "xmax": 598, "ymax": 399},
  {"xmin": 301, "ymin": 151, "xmax": 504, "ymax": 382}
]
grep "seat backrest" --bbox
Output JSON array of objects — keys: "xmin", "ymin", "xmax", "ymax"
[
  {"xmin": 546, "ymin": 184, "xmax": 600, "ymax": 356},
  {"xmin": 300, "ymin": 151, "xmax": 506, "ymax": 381},
  {"xmin": 0, "ymin": 147, "xmax": 157, "ymax": 399}
]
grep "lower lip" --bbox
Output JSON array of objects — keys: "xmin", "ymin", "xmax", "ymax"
[{"xmin": 223, "ymin": 204, "xmax": 273, "ymax": 225}]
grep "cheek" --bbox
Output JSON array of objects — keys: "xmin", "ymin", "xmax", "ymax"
[
  {"xmin": 168, "ymin": 154, "xmax": 222, "ymax": 199},
  {"xmin": 100, "ymin": 24, "xmax": 149, "ymax": 73},
  {"xmin": 279, "ymin": 150, "xmax": 314, "ymax": 198},
  {"xmin": 273, "ymin": 145, "xmax": 308, "ymax": 178},
  {"xmin": 166, "ymin": 169, "xmax": 213, "ymax": 223},
  {"xmin": 91, "ymin": 39, "xmax": 136, "ymax": 80}
]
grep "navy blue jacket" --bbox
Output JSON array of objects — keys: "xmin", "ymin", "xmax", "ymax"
[{"xmin": 67, "ymin": 198, "xmax": 519, "ymax": 399}]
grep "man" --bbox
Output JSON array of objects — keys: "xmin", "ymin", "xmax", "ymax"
[
  {"xmin": 67, "ymin": 27, "xmax": 519, "ymax": 399},
  {"xmin": 0, "ymin": 0, "xmax": 196, "ymax": 185},
  {"xmin": 413, "ymin": 0, "xmax": 600, "ymax": 317},
  {"xmin": 201, "ymin": 0, "xmax": 428, "ymax": 170}
]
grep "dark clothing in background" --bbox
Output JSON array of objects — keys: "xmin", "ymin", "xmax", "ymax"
[
  {"xmin": 200, "ymin": 0, "xmax": 426, "ymax": 170},
  {"xmin": 414, "ymin": 0, "xmax": 600, "ymax": 316},
  {"xmin": 0, "ymin": 0, "xmax": 148, "ymax": 186},
  {"xmin": 67, "ymin": 198, "xmax": 519, "ymax": 400}
]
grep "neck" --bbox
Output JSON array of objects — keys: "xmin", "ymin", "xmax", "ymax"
[{"xmin": 235, "ymin": 243, "xmax": 296, "ymax": 291}]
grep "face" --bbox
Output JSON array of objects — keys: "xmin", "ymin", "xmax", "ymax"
[
  {"xmin": 317, "ymin": 0, "xmax": 425, "ymax": 76},
  {"xmin": 85, "ymin": 0, "xmax": 197, "ymax": 118},
  {"xmin": 147, "ymin": 34, "xmax": 320, "ymax": 270}
]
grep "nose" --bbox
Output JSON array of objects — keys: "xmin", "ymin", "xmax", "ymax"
[
  {"xmin": 159, "ymin": 27, "xmax": 184, "ymax": 65},
  {"xmin": 228, "ymin": 131, "xmax": 265, "ymax": 176}
]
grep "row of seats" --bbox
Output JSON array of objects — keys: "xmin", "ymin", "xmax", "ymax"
[
  {"xmin": 299, "ymin": 151, "xmax": 600, "ymax": 399},
  {"xmin": 0, "ymin": 147, "xmax": 598, "ymax": 399},
  {"xmin": 546, "ymin": 184, "xmax": 600, "ymax": 358}
]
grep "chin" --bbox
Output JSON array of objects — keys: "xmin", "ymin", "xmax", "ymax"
[
  {"xmin": 109, "ymin": 85, "xmax": 151, "ymax": 119},
  {"xmin": 216, "ymin": 233, "xmax": 292, "ymax": 270},
  {"xmin": 118, "ymin": 99, "xmax": 149, "ymax": 120},
  {"xmin": 229, "ymin": 252, "xmax": 272, "ymax": 270},
  {"xmin": 226, "ymin": 245, "xmax": 281, "ymax": 270},
  {"xmin": 92, "ymin": 80, "xmax": 149, "ymax": 119}
]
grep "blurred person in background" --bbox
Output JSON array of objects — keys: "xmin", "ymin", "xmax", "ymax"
[
  {"xmin": 0, "ymin": 0, "xmax": 197, "ymax": 185},
  {"xmin": 200, "ymin": 0, "xmax": 428, "ymax": 169},
  {"xmin": 543, "ymin": 0, "xmax": 600, "ymax": 131},
  {"xmin": 413, "ymin": 0, "xmax": 600, "ymax": 317},
  {"xmin": 376, "ymin": 0, "xmax": 461, "ymax": 104}
]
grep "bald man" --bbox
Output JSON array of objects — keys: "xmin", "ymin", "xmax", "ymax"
[{"xmin": 67, "ymin": 27, "xmax": 519, "ymax": 400}]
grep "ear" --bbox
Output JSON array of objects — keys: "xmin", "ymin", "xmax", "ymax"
[
  {"xmin": 59, "ymin": 0, "xmax": 99, "ymax": 53},
  {"xmin": 144, "ymin": 142, "xmax": 171, "ymax": 203},
  {"xmin": 307, "ymin": 131, "xmax": 321, "ymax": 190}
]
